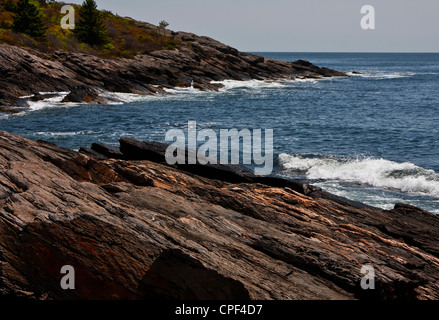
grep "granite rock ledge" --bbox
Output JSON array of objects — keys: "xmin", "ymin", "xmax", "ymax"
[{"xmin": 1, "ymin": 131, "xmax": 438, "ymax": 300}]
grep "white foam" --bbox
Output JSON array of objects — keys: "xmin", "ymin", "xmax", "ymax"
[
  {"xmin": 33, "ymin": 130, "xmax": 98, "ymax": 137},
  {"xmin": 294, "ymin": 78, "xmax": 320, "ymax": 83},
  {"xmin": 98, "ymin": 91, "xmax": 155, "ymax": 104},
  {"xmin": 211, "ymin": 79, "xmax": 287, "ymax": 91},
  {"xmin": 27, "ymin": 91, "xmax": 150, "ymax": 110},
  {"xmin": 279, "ymin": 153, "xmax": 439, "ymax": 196},
  {"xmin": 14, "ymin": 77, "xmax": 325, "ymax": 113},
  {"xmin": 38, "ymin": 91, "xmax": 69, "ymax": 95},
  {"xmin": 347, "ymin": 71, "xmax": 416, "ymax": 79},
  {"xmin": 27, "ymin": 92, "xmax": 71, "ymax": 111},
  {"xmin": 163, "ymin": 85, "xmax": 204, "ymax": 94}
]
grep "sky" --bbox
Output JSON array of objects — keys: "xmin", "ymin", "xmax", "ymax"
[{"xmin": 67, "ymin": 0, "xmax": 439, "ymax": 52}]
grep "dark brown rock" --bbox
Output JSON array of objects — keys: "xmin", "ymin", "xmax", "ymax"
[
  {"xmin": 136, "ymin": 249, "xmax": 251, "ymax": 300},
  {"xmin": 1, "ymin": 131, "xmax": 439, "ymax": 300},
  {"xmin": 118, "ymin": 138, "xmax": 255, "ymax": 183},
  {"xmin": 119, "ymin": 138, "xmax": 169, "ymax": 162},
  {"xmin": 91, "ymin": 143, "xmax": 125, "ymax": 160},
  {"xmin": 0, "ymin": 105, "xmax": 20, "ymax": 114},
  {"xmin": 61, "ymin": 86, "xmax": 109, "ymax": 104},
  {"xmin": 30, "ymin": 93, "xmax": 58, "ymax": 102},
  {"xmin": 78, "ymin": 147, "xmax": 108, "ymax": 160}
]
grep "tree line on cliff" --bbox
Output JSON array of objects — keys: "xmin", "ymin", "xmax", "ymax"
[{"xmin": 0, "ymin": 0, "xmax": 178, "ymax": 57}]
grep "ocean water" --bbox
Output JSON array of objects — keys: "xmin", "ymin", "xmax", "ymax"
[{"xmin": 1, "ymin": 52, "xmax": 438, "ymax": 214}]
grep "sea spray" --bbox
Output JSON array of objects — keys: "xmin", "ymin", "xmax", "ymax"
[{"xmin": 279, "ymin": 153, "xmax": 439, "ymax": 197}]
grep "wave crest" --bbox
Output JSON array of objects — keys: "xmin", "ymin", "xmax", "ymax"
[{"xmin": 278, "ymin": 153, "xmax": 439, "ymax": 196}]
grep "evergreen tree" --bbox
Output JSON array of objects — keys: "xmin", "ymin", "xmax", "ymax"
[
  {"xmin": 3, "ymin": 0, "xmax": 17, "ymax": 12},
  {"xmin": 37, "ymin": 0, "xmax": 48, "ymax": 7},
  {"xmin": 12, "ymin": 0, "xmax": 47, "ymax": 39},
  {"xmin": 74, "ymin": 0, "xmax": 109, "ymax": 45}
]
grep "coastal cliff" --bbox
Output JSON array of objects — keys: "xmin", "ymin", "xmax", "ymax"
[
  {"xmin": 1, "ymin": 131, "xmax": 439, "ymax": 300},
  {"xmin": 0, "ymin": 30, "xmax": 346, "ymax": 112}
]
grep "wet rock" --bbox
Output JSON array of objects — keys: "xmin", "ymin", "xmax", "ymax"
[
  {"xmin": 61, "ymin": 86, "xmax": 109, "ymax": 104},
  {"xmin": 78, "ymin": 147, "xmax": 108, "ymax": 160},
  {"xmin": 119, "ymin": 138, "xmax": 169, "ymax": 162},
  {"xmin": 0, "ymin": 105, "xmax": 20, "ymax": 114},
  {"xmin": 91, "ymin": 143, "xmax": 125, "ymax": 160},
  {"xmin": 30, "ymin": 93, "xmax": 58, "ymax": 102},
  {"xmin": 118, "ymin": 138, "xmax": 254, "ymax": 183}
]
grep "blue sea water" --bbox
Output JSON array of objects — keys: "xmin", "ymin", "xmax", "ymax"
[{"xmin": 1, "ymin": 52, "xmax": 438, "ymax": 214}]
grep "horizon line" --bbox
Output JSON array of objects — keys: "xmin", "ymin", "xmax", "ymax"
[{"xmin": 247, "ymin": 51, "xmax": 439, "ymax": 54}]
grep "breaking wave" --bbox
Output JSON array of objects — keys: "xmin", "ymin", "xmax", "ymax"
[
  {"xmin": 346, "ymin": 71, "xmax": 416, "ymax": 79},
  {"xmin": 278, "ymin": 153, "xmax": 439, "ymax": 197},
  {"xmin": 26, "ymin": 92, "xmax": 71, "ymax": 111},
  {"xmin": 211, "ymin": 79, "xmax": 287, "ymax": 91},
  {"xmin": 18, "ymin": 77, "xmax": 326, "ymax": 112}
]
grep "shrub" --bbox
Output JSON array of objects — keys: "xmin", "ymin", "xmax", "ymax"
[{"xmin": 0, "ymin": 10, "xmax": 14, "ymax": 29}]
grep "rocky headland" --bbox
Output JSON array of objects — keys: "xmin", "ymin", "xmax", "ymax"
[
  {"xmin": 0, "ymin": 27, "xmax": 346, "ymax": 112},
  {"xmin": 1, "ymin": 131, "xmax": 439, "ymax": 300}
]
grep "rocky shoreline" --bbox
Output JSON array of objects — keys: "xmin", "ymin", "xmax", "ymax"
[
  {"xmin": 0, "ymin": 30, "xmax": 346, "ymax": 112},
  {"xmin": 1, "ymin": 20, "xmax": 437, "ymax": 301},
  {"xmin": 1, "ymin": 131, "xmax": 439, "ymax": 300}
]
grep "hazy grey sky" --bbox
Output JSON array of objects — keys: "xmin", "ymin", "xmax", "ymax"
[{"xmin": 68, "ymin": 0, "xmax": 439, "ymax": 52}]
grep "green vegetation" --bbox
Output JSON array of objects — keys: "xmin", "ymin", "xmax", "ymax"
[
  {"xmin": 158, "ymin": 20, "xmax": 169, "ymax": 36},
  {"xmin": 74, "ymin": 0, "xmax": 109, "ymax": 45},
  {"xmin": 12, "ymin": 0, "xmax": 46, "ymax": 39},
  {"xmin": 0, "ymin": 0, "xmax": 181, "ymax": 58},
  {"xmin": 3, "ymin": 0, "xmax": 16, "ymax": 12}
]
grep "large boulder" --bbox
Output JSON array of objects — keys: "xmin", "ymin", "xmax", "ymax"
[{"xmin": 61, "ymin": 86, "xmax": 109, "ymax": 104}]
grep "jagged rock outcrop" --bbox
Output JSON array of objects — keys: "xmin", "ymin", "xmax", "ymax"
[
  {"xmin": 0, "ymin": 29, "xmax": 346, "ymax": 110},
  {"xmin": 61, "ymin": 86, "xmax": 109, "ymax": 104},
  {"xmin": 1, "ymin": 131, "xmax": 439, "ymax": 300}
]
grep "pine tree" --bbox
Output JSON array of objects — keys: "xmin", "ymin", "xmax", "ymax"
[
  {"xmin": 3, "ymin": 0, "xmax": 17, "ymax": 12},
  {"xmin": 12, "ymin": 0, "xmax": 46, "ymax": 39},
  {"xmin": 74, "ymin": 0, "xmax": 109, "ymax": 46}
]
